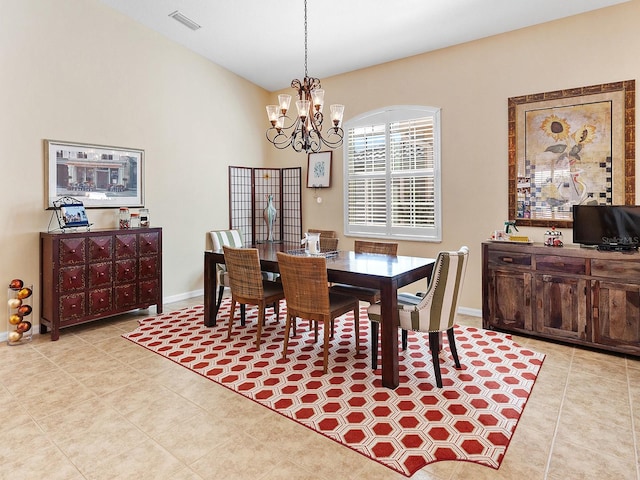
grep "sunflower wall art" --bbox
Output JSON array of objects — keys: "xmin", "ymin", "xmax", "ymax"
[{"xmin": 508, "ymin": 80, "xmax": 635, "ymax": 228}]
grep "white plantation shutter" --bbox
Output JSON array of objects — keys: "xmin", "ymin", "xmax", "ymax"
[{"xmin": 344, "ymin": 106, "xmax": 441, "ymax": 241}]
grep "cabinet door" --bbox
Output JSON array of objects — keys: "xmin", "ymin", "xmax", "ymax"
[
  {"xmin": 139, "ymin": 279, "xmax": 159, "ymax": 305},
  {"xmin": 115, "ymin": 234, "xmax": 137, "ymax": 259},
  {"xmin": 486, "ymin": 269, "xmax": 533, "ymax": 331},
  {"xmin": 115, "ymin": 259, "xmax": 137, "ymax": 283},
  {"xmin": 592, "ymin": 280, "xmax": 640, "ymax": 353},
  {"xmin": 139, "ymin": 232, "xmax": 159, "ymax": 255},
  {"xmin": 535, "ymin": 274, "xmax": 588, "ymax": 341},
  {"xmin": 115, "ymin": 284, "xmax": 138, "ymax": 308},
  {"xmin": 89, "ymin": 288, "xmax": 112, "ymax": 314},
  {"xmin": 59, "ymin": 293, "xmax": 86, "ymax": 321},
  {"xmin": 59, "ymin": 266, "xmax": 86, "ymax": 291},
  {"xmin": 89, "ymin": 262, "xmax": 112, "ymax": 288},
  {"xmin": 88, "ymin": 236, "xmax": 112, "ymax": 261},
  {"xmin": 139, "ymin": 256, "xmax": 158, "ymax": 280},
  {"xmin": 59, "ymin": 237, "xmax": 86, "ymax": 264}
]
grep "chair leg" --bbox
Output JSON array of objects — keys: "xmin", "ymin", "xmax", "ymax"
[
  {"xmin": 401, "ymin": 329, "xmax": 408, "ymax": 350},
  {"xmin": 322, "ymin": 319, "xmax": 331, "ymax": 373},
  {"xmin": 282, "ymin": 313, "xmax": 292, "ymax": 360},
  {"xmin": 240, "ymin": 304, "xmax": 246, "ymax": 326},
  {"xmin": 370, "ymin": 321, "xmax": 379, "ymax": 370},
  {"xmin": 255, "ymin": 303, "xmax": 265, "ymax": 350},
  {"xmin": 353, "ymin": 308, "xmax": 360, "ymax": 352},
  {"xmin": 227, "ymin": 299, "xmax": 237, "ymax": 339},
  {"xmin": 447, "ymin": 327, "xmax": 461, "ymax": 368},
  {"xmin": 429, "ymin": 331, "xmax": 443, "ymax": 388}
]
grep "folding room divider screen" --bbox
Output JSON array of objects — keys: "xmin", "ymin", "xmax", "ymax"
[{"xmin": 228, "ymin": 166, "xmax": 302, "ymax": 246}]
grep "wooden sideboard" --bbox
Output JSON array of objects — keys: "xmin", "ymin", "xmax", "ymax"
[
  {"xmin": 482, "ymin": 241, "xmax": 640, "ymax": 356},
  {"xmin": 40, "ymin": 228, "xmax": 162, "ymax": 340}
]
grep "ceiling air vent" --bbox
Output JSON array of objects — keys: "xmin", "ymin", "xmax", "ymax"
[{"xmin": 168, "ymin": 10, "xmax": 201, "ymax": 31}]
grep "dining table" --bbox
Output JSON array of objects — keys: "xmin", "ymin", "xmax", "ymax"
[{"xmin": 203, "ymin": 242, "xmax": 435, "ymax": 389}]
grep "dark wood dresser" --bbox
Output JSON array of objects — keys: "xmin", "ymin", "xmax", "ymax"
[
  {"xmin": 40, "ymin": 227, "xmax": 163, "ymax": 340},
  {"xmin": 482, "ymin": 241, "xmax": 640, "ymax": 356}
]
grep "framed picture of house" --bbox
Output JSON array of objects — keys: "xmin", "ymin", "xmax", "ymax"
[
  {"xmin": 307, "ymin": 151, "xmax": 332, "ymax": 188},
  {"xmin": 507, "ymin": 80, "xmax": 635, "ymax": 228},
  {"xmin": 45, "ymin": 139, "xmax": 145, "ymax": 209}
]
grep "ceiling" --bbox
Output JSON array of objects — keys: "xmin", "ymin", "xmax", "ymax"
[{"xmin": 97, "ymin": 0, "xmax": 629, "ymax": 92}]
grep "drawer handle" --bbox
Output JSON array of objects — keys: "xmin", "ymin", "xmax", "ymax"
[
  {"xmin": 70, "ymin": 249, "xmax": 76, "ymax": 254},
  {"xmin": 502, "ymin": 257, "xmax": 513, "ymax": 263}
]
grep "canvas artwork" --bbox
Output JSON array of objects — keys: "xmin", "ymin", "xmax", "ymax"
[
  {"xmin": 508, "ymin": 80, "xmax": 634, "ymax": 228},
  {"xmin": 520, "ymin": 101, "xmax": 612, "ymax": 220}
]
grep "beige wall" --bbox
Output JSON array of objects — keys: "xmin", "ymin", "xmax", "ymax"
[
  {"xmin": 2, "ymin": 0, "xmax": 639, "ymax": 339},
  {"xmin": 0, "ymin": 0, "xmax": 269, "ymax": 336},
  {"xmin": 266, "ymin": 0, "xmax": 640, "ymax": 314}
]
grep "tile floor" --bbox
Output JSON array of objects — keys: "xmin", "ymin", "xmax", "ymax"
[{"xmin": 1, "ymin": 295, "xmax": 639, "ymax": 480}]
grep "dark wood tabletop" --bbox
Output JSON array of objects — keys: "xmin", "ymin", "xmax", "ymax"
[{"xmin": 204, "ymin": 242, "xmax": 435, "ymax": 389}]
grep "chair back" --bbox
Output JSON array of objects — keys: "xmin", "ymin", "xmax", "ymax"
[
  {"xmin": 307, "ymin": 229, "xmax": 337, "ymax": 238},
  {"xmin": 319, "ymin": 236, "xmax": 339, "ymax": 252},
  {"xmin": 223, "ymin": 246, "xmax": 264, "ymax": 299},
  {"xmin": 403, "ymin": 246, "xmax": 469, "ymax": 333},
  {"xmin": 354, "ymin": 240, "xmax": 398, "ymax": 256},
  {"xmin": 277, "ymin": 252, "xmax": 330, "ymax": 317},
  {"xmin": 209, "ymin": 229, "xmax": 243, "ymax": 251}
]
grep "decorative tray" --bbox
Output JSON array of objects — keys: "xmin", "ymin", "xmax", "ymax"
[
  {"xmin": 487, "ymin": 239, "xmax": 533, "ymax": 244},
  {"xmin": 286, "ymin": 248, "xmax": 339, "ymax": 258}
]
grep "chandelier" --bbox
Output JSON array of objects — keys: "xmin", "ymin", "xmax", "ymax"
[{"xmin": 265, "ymin": 0, "xmax": 344, "ymax": 153}]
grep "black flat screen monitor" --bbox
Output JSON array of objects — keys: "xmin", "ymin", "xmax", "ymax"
[{"xmin": 573, "ymin": 205, "xmax": 640, "ymax": 249}]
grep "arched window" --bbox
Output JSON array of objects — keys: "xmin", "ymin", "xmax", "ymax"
[{"xmin": 343, "ymin": 105, "xmax": 441, "ymax": 241}]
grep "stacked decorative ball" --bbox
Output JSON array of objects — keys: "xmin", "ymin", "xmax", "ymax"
[{"xmin": 8, "ymin": 279, "xmax": 33, "ymax": 344}]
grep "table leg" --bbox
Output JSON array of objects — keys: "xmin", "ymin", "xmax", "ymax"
[
  {"xmin": 204, "ymin": 252, "xmax": 218, "ymax": 327},
  {"xmin": 379, "ymin": 279, "xmax": 399, "ymax": 389}
]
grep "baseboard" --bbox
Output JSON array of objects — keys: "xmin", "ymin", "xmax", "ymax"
[
  {"xmin": 163, "ymin": 289, "xmax": 204, "ymax": 304},
  {"xmin": 458, "ymin": 306, "xmax": 481, "ymax": 317}
]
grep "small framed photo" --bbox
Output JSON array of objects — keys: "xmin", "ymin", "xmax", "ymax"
[
  {"xmin": 307, "ymin": 151, "xmax": 332, "ymax": 188},
  {"xmin": 60, "ymin": 203, "xmax": 90, "ymax": 228}
]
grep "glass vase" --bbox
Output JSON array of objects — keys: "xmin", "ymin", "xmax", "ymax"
[{"xmin": 7, "ymin": 283, "xmax": 33, "ymax": 345}]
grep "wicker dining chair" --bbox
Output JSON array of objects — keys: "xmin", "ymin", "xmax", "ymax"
[
  {"xmin": 367, "ymin": 246, "xmax": 469, "ymax": 386},
  {"xmin": 319, "ymin": 236, "xmax": 339, "ymax": 252},
  {"xmin": 223, "ymin": 246, "xmax": 285, "ymax": 349},
  {"xmin": 329, "ymin": 240, "xmax": 399, "ymax": 304},
  {"xmin": 209, "ymin": 229, "xmax": 279, "ymax": 324},
  {"xmin": 277, "ymin": 252, "xmax": 360, "ymax": 373}
]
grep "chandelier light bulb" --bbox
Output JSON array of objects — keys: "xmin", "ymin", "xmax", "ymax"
[
  {"xmin": 311, "ymin": 88, "xmax": 325, "ymax": 112},
  {"xmin": 330, "ymin": 104, "xmax": 345, "ymax": 128},
  {"xmin": 278, "ymin": 94, "xmax": 292, "ymax": 115},
  {"xmin": 266, "ymin": 105, "xmax": 279, "ymax": 126}
]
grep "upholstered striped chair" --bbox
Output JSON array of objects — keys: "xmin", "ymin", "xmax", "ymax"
[{"xmin": 367, "ymin": 246, "xmax": 469, "ymax": 387}]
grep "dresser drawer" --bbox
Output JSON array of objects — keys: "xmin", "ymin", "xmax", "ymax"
[
  {"xmin": 59, "ymin": 266, "xmax": 86, "ymax": 291},
  {"xmin": 488, "ymin": 251, "xmax": 532, "ymax": 268},
  {"xmin": 88, "ymin": 236, "xmax": 113, "ymax": 261},
  {"xmin": 536, "ymin": 255, "xmax": 586, "ymax": 275},
  {"xmin": 592, "ymin": 259, "xmax": 640, "ymax": 282}
]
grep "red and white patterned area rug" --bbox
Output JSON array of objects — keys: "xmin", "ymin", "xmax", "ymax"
[{"xmin": 123, "ymin": 301, "xmax": 544, "ymax": 477}]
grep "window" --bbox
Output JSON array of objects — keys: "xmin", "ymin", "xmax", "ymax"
[{"xmin": 343, "ymin": 105, "xmax": 441, "ymax": 242}]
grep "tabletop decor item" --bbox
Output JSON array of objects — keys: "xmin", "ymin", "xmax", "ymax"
[
  {"xmin": 7, "ymin": 278, "xmax": 33, "ymax": 345},
  {"xmin": 263, "ymin": 194, "xmax": 277, "ymax": 242}
]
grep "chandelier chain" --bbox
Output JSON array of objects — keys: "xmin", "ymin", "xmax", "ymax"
[{"xmin": 304, "ymin": 0, "xmax": 308, "ymax": 78}]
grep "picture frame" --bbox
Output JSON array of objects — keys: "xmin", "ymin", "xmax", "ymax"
[
  {"xmin": 60, "ymin": 203, "xmax": 90, "ymax": 228},
  {"xmin": 508, "ymin": 80, "xmax": 635, "ymax": 228},
  {"xmin": 307, "ymin": 151, "xmax": 332, "ymax": 188},
  {"xmin": 45, "ymin": 139, "xmax": 144, "ymax": 209}
]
